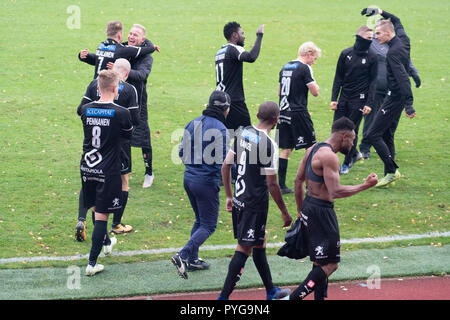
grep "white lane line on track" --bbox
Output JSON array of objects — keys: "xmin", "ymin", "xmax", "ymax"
[{"xmin": 1, "ymin": 231, "xmax": 449, "ymax": 264}]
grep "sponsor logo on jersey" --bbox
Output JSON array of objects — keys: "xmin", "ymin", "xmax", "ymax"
[
  {"xmin": 86, "ymin": 108, "xmax": 115, "ymax": 117},
  {"xmin": 98, "ymin": 43, "xmax": 117, "ymax": 51},
  {"xmin": 283, "ymin": 62, "xmax": 299, "ymax": 70},
  {"xmin": 241, "ymin": 128, "xmax": 260, "ymax": 144}
]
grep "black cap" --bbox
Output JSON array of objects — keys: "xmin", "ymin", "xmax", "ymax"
[{"xmin": 208, "ymin": 90, "xmax": 231, "ymax": 111}]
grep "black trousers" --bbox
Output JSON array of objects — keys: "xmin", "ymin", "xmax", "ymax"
[
  {"xmin": 333, "ymin": 99, "xmax": 364, "ymax": 165},
  {"xmin": 359, "ymin": 91, "xmax": 386, "ymax": 153},
  {"xmin": 366, "ymin": 94, "xmax": 402, "ymax": 175}
]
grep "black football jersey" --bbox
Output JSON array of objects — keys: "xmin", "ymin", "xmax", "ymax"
[
  {"xmin": 231, "ymin": 126, "xmax": 278, "ymax": 211},
  {"xmin": 93, "ymin": 39, "xmax": 155, "ymax": 79},
  {"xmin": 79, "ymin": 79, "xmax": 140, "ymax": 127},
  {"xmin": 215, "ymin": 44, "xmax": 246, "ymax": 102},
  {"xmin": 278, "ymin": 61, "xmax": 316, "ymax": 112},
  {"xmin": 331, "ymin": 47, "xmax": 378, "ymax": 107},
  {"xmin": 79, "ymin": 101, "xmax": 133, "ymax": 177}
]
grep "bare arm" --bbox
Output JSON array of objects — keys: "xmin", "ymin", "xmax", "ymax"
[
  {"xmin": 266, "ymin": 173, "xmax": 292, "ymax": 227},
  {"xmin": 307, "ymin": 82, "xmax": 320, "ymax": 97},
  {"xmin": 294, "ymin": 153, "xmax": 307, "ymax": 217},
  {"xmin": 322, "ymin": 150, "xmax": 378, "ymax": 198},
  {"xmin": 221, "ymin": 150, "xmax": 235, "ymax": 212}
]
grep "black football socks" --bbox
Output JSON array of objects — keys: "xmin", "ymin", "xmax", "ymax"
[
  {"xmin": 88, "ymin": 220, "xmax": 108, "ymax": 267},
  {"xmin": 278, "ymin": 158, "xmax": 288, "ymax": 188},
  {"xmin": 290, "ymin": 265, "xmax": 327, "ymax": 300},
  {"xmin": 219, "ymin": 251, "xmax": 249, "ymax": 299},
  {"xmin": 252, "ymin": 247, "xmax": 274, "ymax": 291},
  {"xmin": 112, "ymin": 191, "xmax": 128, "ymax": 227},
  {"xmin": 142, "ymin": 147, "xmax": 153, "ymax": 176},
  {"xmin": 78, "ymin": 190, "xmax": 88, "ymax": 221}
]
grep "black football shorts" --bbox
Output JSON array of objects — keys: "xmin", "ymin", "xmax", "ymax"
[
  {"xmin": 120, "ymin": 141, "xmax": 132, "ymax": 175},
  {"xmin": 277, "ymin": 110, "xmax": 316, "ymax": 150},
  {"xmin": 81, "ymin": 173, "xmax": 123, "ymax": 214},
  {"xmin": 301, "ymin": 195, "xmax": 340, "ymax": 265},
  {"xmin": 232, "ymin": 206, "xmax": 268, "ymax": 247}
]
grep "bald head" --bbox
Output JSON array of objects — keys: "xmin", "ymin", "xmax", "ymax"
[
  {"xmin": 257, "ymin": 101, "xmax": 279, "ymax": 125},
  {"xmin": 112, "ymin": 58, "xmax": 131, "ymax": 81}
]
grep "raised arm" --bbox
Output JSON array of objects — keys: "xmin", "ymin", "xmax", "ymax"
[
  {"xmin": 239, "ymin": 25, "xmax": 264, "ymax": 63},
  {"xmin": 380, "ymin": 9, "xmax": 410, "ymax": 47}
]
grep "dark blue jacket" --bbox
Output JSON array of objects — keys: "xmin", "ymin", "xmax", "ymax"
[{"xmin": 179, "ymin": 115, "xmax": 229, "ymax": 185}]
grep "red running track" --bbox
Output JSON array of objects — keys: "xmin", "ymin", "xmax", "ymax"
[{"xmin": 130, "ymin": 276, "xmax": 450, "ymax": 300}]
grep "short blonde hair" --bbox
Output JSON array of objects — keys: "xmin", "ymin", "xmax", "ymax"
[
  {"xmin": 132, "ymin": 24, "xmax": 146, "ymax": 36},
  {"xmin": 98, "ymin": 70, "xmax": 119, "ymax": 92},
  {"xmin": 375, "ymin": 19, "xmax": 394, "ymax": 34},
  {"xmin": 106, "ymin": 21, "xmax": 123, "ymax": 37},
  {"xmin": 298, "ymin": 41, "xmax": 322, "ymax": 57}
]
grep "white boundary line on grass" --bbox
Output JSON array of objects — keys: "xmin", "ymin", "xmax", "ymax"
[{"xmin": 1, "ymin": 231, "xmax": 449, "ymax": 265}]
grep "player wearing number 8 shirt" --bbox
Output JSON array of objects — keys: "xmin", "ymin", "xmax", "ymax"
[
  {"xmin": 218, "ymin": 102, "xmax": 292, "ymax": 300},
  {"xmin": 215, "ymin": 22, "xmax": 264, "ymax": 131},
  {"xmin": 75, "ymin": 59, "xmax": 140, "ymax": 241},
  {"xmin": 78, "ymin": 70, "xmax": 133, "ymax": 276},
  {"xmin": 79, "ymin": 21, "xmax": 157, "ymax": 79},
  {"xmin": 277, "ymin": 42, "xmax": 321, "ymax": 194}
]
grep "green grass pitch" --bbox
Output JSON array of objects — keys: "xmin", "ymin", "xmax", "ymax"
[{"xmin": 0, "ymin": 0, "xmax": 449, "ymax": 270}]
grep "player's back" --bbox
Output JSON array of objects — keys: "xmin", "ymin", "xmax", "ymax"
[
  {"xmin": 79, "ymin": 101, "xmax": 133, "ymax": 177},
  {"xmin": 94, "ymin": 39, "xmax": 120, "ymax": 79},
  {"xmin": 279, "ymin": 61, "xmax": 313, "ymax": 112},
  {"xmin": 215, "ymin": 44, "xmax": 245, "ymax": 102},
  {"xmin": 80, "ymin": 79, "xmax": 139, "ymax": 126},
  {"xmin": 233, "ymin": 126, "xmax": 278, "ymax": 210}
]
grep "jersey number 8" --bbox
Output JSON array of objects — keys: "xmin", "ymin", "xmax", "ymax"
[{"xmin": 92, "ymin": 126, "xmax": 101, "ymax": 148}]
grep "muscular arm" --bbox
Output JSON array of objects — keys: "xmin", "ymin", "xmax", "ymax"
[{"xmin": 322, "ymin": 150, "xmax": 375, "ymax": 199}]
